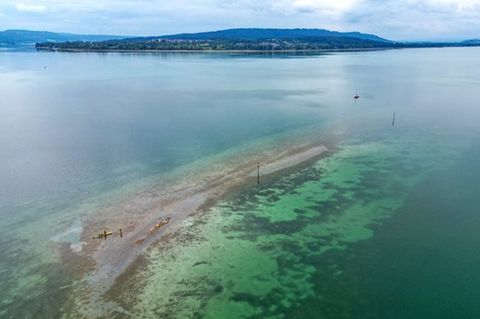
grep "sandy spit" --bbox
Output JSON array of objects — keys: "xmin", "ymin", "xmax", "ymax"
[{"xmin": 68, "ymin": 141, "xmax": 330, "ymax": 317}]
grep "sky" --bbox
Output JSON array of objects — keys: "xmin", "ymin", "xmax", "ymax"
[{"xmin": 1, "ymin": 0, "xmax": 480, "ymax": 41}]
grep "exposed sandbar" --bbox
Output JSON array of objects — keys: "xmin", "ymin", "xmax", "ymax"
[{"xmin": 68, "ymin": 139, "xmax": 330, "ymax": 317}]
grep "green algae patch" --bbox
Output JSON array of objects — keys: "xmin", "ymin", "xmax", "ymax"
[{"xmin": 120, "ymin": 132, "xmax": 464, "ymax": 318}]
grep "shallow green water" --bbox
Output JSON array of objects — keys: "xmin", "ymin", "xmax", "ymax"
[
  {"xmin": 125, "ymin": 126, "xmax": 476, "ymax": 318},
  {"xmin": 2, "ymin": 48, "xmax": 480, "ymax": 318}
]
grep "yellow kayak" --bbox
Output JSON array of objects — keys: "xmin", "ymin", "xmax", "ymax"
[{"xmin": 93, "ymin": 231, "xmax": 113, "ymax": 239}]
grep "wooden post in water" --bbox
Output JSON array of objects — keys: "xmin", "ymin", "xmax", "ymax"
[
  {"xmin": 392, "ymin": 112, "xmax": 396, "ymax": 127},
  {"xmin": 257, "ymin": 162, "xmax": 260, "ymax": 184}
]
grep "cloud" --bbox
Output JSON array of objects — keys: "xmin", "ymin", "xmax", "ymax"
[
  {"xmin": 345, "ymin": 0, "xmax": 480, "ymax": 40},
  {"xmin": 217, "ymin": 0, "xmax": 361, "ymax": 16},
  {"xmin": 16, "ymin": 3, "xmax": 46, "ymax": 13},
  {"xmin": 423, "ymin": 0, "xmax": 480, "ymax": 10},
  {"xmin": 291, "ymin": 0, "xmax": 360, "ymax": 14},
  {"xmin": 1, "ymin": 0, "xmax": 480, "ymax": 40}
]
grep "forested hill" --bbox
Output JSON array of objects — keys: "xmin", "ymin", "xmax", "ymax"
[
  {"xmin": 135, "ymin": 28, "xmax": 391, "ymax": 43},
  {"xmin": 34, "ymin": 28, "xmax": 480, "ymax": 52},
  {"xmin": 35, "ymin": 28, "xmax": 394, "ymax": 51},
  {"xmin": 36, "ymin": 36, "xmax": 397, "ymax": 51},
  {"xmin": 462, "ymin": 39, "xmax": 480, "ymax": 44}
]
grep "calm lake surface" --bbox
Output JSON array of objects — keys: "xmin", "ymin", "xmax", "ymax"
[{"xmin": 1, "ymin": 48, "xmax": 480, "ymax": 318}]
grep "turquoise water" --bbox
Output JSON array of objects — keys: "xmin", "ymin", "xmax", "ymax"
[
  {"xmin": 1, "ymin": 48, "xmax": 480, "ymax": 318},
  {"xmin": 121, "ymin": 127, "xmax": 476, "ymax": 319}
]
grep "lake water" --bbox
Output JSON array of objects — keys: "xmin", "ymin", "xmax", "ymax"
[{"xmin": 1, "ymin": 48, "xmax": 480, "ymax": 318}]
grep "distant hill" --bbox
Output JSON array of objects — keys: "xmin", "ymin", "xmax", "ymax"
[
  {"xmin": 462, "ymin": 39, "xmax": 480, "ymax": 44},
  {"xmin": 37, "ymin": 35, "xmax": 396, "ymax": 52},
  {"xmin": 0, "ymin": 29, "xmax": 126, "ymax": 45},
  {"xmin": 34, "ymin": 27, "xmax": 480, "ymax": 52},
  {"xmin": 130, "ymin": 28, "xmax": 392, "ymax": 43}
]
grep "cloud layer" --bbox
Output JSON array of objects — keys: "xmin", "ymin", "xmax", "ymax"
[
  {"xmin": 15, "ymin": 3, "xmax": 47, "ymax": 13},
  {"xmin": 1, "ymin": 0, "xmax": 480, "ymax": 40}
]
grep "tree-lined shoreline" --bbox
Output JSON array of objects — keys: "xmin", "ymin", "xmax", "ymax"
[{"xmin": 36, "ymin": 37, "xmax": 480, "ymax": 52}]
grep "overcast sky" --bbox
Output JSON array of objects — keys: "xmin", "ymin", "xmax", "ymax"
[{"xmin": 1, "ymin": 0, "xmax": 480, "ymax": 41}]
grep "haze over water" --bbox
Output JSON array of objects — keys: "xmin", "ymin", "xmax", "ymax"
[{"xmin": 1, "ymin": 47, "xmax": 480, "ymax": 318}]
